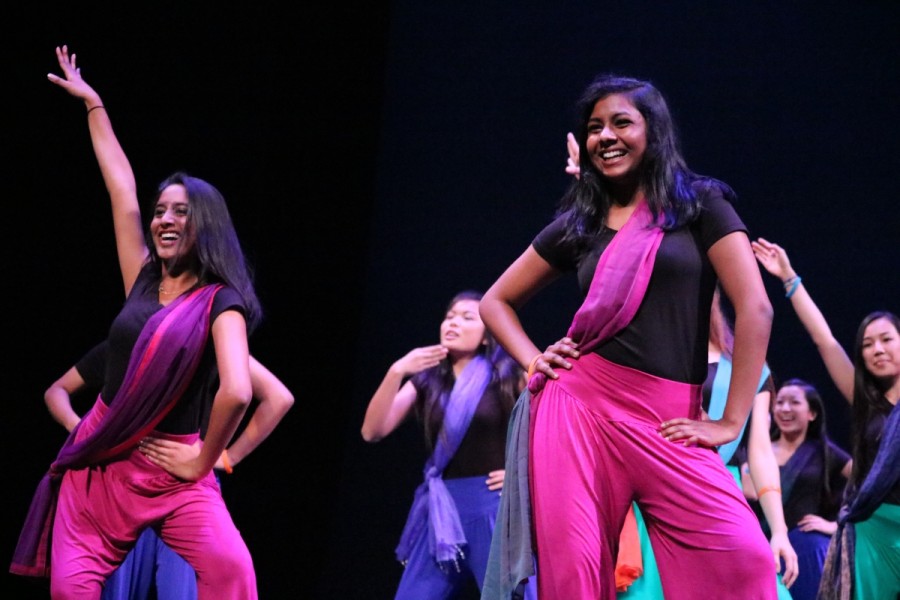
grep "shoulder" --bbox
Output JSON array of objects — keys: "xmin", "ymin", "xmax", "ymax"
[
  {"xmin": 687, "ymin": 178, "xmax": 746, "ymax": 247},
  {"xmin": 210, "ymin": 284, "xmax": 247, "ymax": 322},
  {"xmin": 825, "ymin": 439, "xmax": 852, "ymax": 463},
  {"xmin": 532, "ymin": 210, "xmax": 584, "ymax": 268}
]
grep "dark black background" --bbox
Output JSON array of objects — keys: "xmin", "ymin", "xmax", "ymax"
[{"xmin": 5, "ymin": 2, "xmax": 899, "ymax": 598}]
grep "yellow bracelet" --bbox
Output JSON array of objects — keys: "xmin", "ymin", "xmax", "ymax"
[
  {"xmin": 757, "ymin": 485, "xmax": 781, "ymax": 497},
  {"xmin": 221, "ymin": 450, "xmax": 234, "ymax": 474},
  {"xmin": 526, "ymin": 354, "xmax": 542, "ymax": 379}
]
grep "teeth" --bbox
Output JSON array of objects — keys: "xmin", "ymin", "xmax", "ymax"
[{"xmin": 602, "ymin": 150, "xmax": 625, "ymax": 159}]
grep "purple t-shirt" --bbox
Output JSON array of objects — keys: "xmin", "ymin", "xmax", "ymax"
[{"xmin": 533, "ymin": 186, "xmax": 745, "ymax": 384}]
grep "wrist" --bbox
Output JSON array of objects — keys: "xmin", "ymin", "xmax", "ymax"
[
  {"xmin": 221, "ymin": 449, "xmax": 234, "ymax": 474},
  {"xmin": 782, "ymin": 274, "xmax": 802, "ymax": 298},
  {"xmin": 526, "ymin": 353, "xmax": 542, "ymax": 379}
]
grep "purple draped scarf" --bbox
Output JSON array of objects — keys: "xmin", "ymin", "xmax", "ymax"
[
  {"xmin": 395, "ymin": 355, "xmax": 493, "ymax": 571},
  {"xmin": 10, "ymin": 284, "xmax": 222, "ymax": 578}
]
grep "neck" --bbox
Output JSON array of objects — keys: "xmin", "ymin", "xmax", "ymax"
[
  {"xmin": 885, "ymin": 377, "xmax": 900, "ymax": 405},
  {"xmin": 159, "ymin": 271, "xmax": 199, "ymax": 297},
  {"xmin": 778, "ymin": 429, "xmax": 806, "ymax": 450},
  {"xmin": 451, "ymin": 355, "xmax": 475, "ymax": 377}
]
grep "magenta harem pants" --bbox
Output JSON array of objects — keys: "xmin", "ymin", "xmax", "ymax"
[
  {"xmin": 529, "ymin": 353, "xmax": 776, "ymax": 600},
  {"xmin": 50, "ymin": 399, "xmax": 257, "ymax": 600}
]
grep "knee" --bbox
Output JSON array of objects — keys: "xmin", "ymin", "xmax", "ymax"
[{"xmin": 199, "ymin": 544, "xmax": 256, "ymax": 585}]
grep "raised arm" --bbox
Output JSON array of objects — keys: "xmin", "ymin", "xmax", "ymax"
[
  {"xmin": 47, "ymin": 45, "xmax": 148, "ymax": 295},
  {"xmin": 751, "ymin": 238, "xmax": 854, "ymax": 403},
  {"xmin": 361, "ymin": 344, "xmax": 448, "ymax": 442},
  {"xmin": 221, "ymin": 356, "xmax": 295, "ymax": 467}
]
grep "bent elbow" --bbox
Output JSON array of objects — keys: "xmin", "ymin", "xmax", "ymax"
[
  {"xmin": 221, "ymin": 382, "xmax": 253, "ymax": 410},
  {"xmin": 360, "ymin": 426, "xmax": 383, "ymax": 443}
]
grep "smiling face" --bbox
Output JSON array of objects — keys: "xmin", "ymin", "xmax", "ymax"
[
  {"xmin": 151, "ymin": 184, "xmax": 195, "ymax": 265},
  {"xmin": 773, "ymin": 385, "xmax": 816, "ymax": 438},
  {"xmin": 585, "ymin": 93, "xmax": 647, "ymax": 185},
  {"xmin": 440, "ymin": 298, "xmax": 486, "ymax": 359},
  {"xmin": 861, "ymin": 317, "xmax": 900, "ymax": 380}
]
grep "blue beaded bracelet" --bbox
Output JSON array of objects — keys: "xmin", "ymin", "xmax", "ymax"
[{"xmin": 785, "ymin": 276, "xmax": 802, "ymax": 298}]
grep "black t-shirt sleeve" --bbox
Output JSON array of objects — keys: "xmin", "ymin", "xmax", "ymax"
[
  {"xmin": 75, "ymin": 341, "xmax": 109, "ymax": 390},
  {"xmin": 532, "ymin": 214, "xmax": 580, "ymax": 272},
  {"xmin": 696, "ymin": 184, "xmax": 747, "ymax": 250},
  {"xmin": 210, "ymin": 286, "xmax": 247, "ymax": 324}
]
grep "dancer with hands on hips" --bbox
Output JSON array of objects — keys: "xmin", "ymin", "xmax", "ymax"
[{"xmin": 480, "ymin": 73, "xmax": 778, "ymax": 600}]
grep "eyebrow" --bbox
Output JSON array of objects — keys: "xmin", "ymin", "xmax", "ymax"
[{"xmin": 589, "ymin": 111, "xmax": 635, "ymax": 121}]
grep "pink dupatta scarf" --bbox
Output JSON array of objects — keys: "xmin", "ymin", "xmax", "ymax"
[{"xmin": 529, "ymin": 199, "xmax": 663, "ymax": 393}]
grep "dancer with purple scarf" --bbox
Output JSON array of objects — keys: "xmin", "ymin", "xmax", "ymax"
[
  {"xmin": 479, "ymin": 74, "xmax": 777, "ymax": 599},
  {"xmin": 362, "ymin": 290, "xmax": 536, "ymax": 599},
  {"xmin": 10, "ymin": 46, "xmax": 262, "ymax": 598}
]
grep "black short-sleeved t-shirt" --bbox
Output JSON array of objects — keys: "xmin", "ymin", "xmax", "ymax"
[
  {"xmin": 532, "ymin": 186, "xmax": 746, "ymax": 384},
  {"xmin": 101, "ymin": 269, "xmax": 246, "ymax": 434},
  {"xmin": 781, "ymin": 440, "xmax": 851, "ymax": 528}
]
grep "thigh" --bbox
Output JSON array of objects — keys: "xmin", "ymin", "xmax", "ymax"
[
  {"xmin": 156, "ymin": 481, "xmax": 255, "ymax": 599},
  {"xmin": 854, "ymin": 503, "xmax": 900, "ymax": 600},
  {"xmin": 530, "ymin": 387, "xmax": 632, "ymax": 600}
]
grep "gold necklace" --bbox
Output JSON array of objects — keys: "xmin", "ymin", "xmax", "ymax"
[{"xmin": 159, "ymin": 277, "xmax": 198, "ymax": 296}]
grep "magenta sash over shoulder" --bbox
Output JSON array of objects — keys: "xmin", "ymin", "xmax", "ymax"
[
  {"xmin": 528, "ymin": 199, "xmax": 664, "ymax": 393},
  {"xmin": 10, "ymin": 284, "xmax": 222, "ymax": 578}
]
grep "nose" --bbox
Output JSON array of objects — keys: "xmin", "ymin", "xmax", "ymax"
[{"xmin": 599, "ymin": 125, "xmax": 617, "ymax": 143}]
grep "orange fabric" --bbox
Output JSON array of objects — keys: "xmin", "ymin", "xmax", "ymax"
[{"xmin": 615, "ymin": 504, "xmax": 643, "ymax": 591}]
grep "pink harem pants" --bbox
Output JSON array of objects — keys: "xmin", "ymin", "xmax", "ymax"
[
  {"xmin": 50, "ymin": 399, "xmax": 257, "ymax": 600},
  {"xmin": 529, "ymin": 353, "xmax": 776, "ymax": 600}
]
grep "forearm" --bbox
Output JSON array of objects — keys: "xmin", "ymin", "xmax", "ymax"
[
  {"xmin": 748, "ymin": 449, "xmax": 788, "ymax": 536},
  {"xmin": 201, "ymin": 389, "xmax": 252, "ymax": 474},
  {"xmin": 361, "ymin": 367, "xmax": 408, "ymax": 441},
  {"xmin": 44, "ymin": 388, "xmax": 81, "ymax": 432},
  {"xmin": 86, "ymin": 104, "xmax": 137, "ymax": 200},
  {"xmin": 226, "ymin": 398, "xmax": 292, "ymax": 465},
  {"xmin": 756, "ymin": 490, "xmax": 789, "ymax": 537},
  {"xmin": 787, "ymin": 283, "xmax": 854, "ymax": 402}
]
